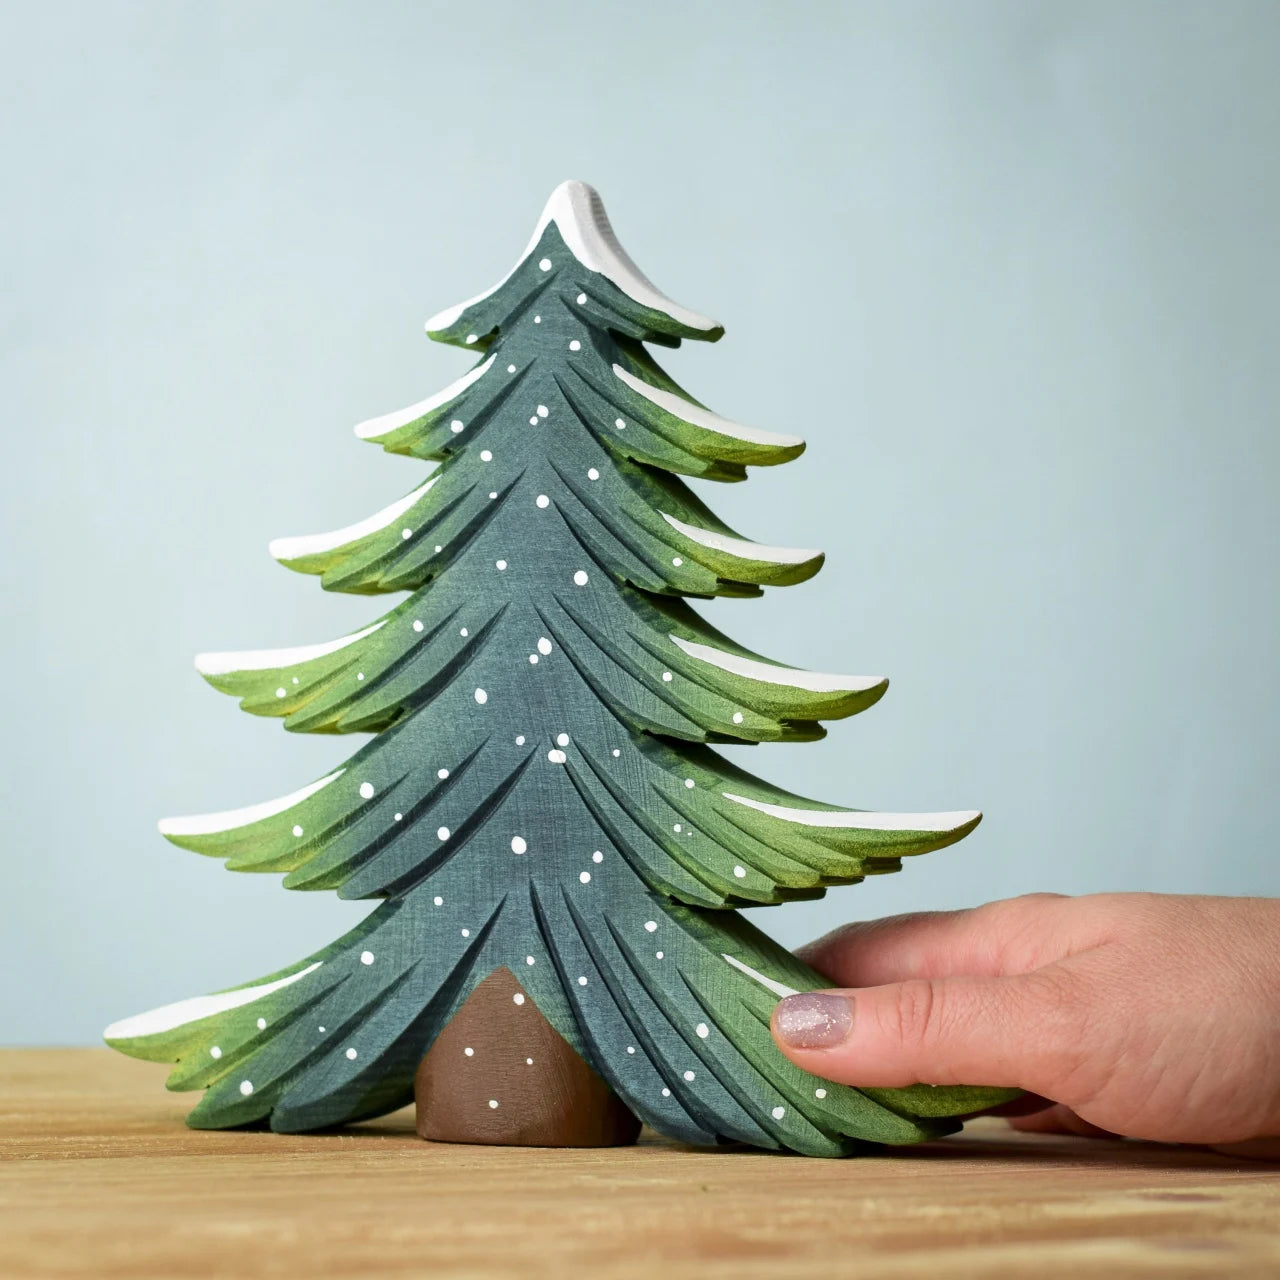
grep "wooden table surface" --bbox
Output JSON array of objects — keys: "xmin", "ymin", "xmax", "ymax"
[{"xmin": 2, "ymin": 1050, "xmax": 1277, "ymax": 1279}]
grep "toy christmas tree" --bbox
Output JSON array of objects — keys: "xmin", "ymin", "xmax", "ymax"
[{"xmin": 106, "ymin": 182, "xmax": 1010, "ymax": 1156}]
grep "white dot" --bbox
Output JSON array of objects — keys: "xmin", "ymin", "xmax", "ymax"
[
  {"xmin": 732, "ymin": 712, "xmax": 744, "ymax": 724},
  {"xmin": 513, "ymin": 993, "xmax": 525, "ymax": 1005},
  {"xmin": 525, "ymin": 956, "xmax": 535, "ymax": 966},
  {"xmin": 345, "ymin": 1047, "xmax": 358, "ymax": 1061},
  {"xmin": 576, "ymin": 292, "xmax": 587, "ymax": 304},
  {"xmin": 437, "ymin": 826, "xmax": 450, "ymax": 841},
  {"xmin": 360, "ymin": 951, "xmax": 375, "ymax": 965},
  {"xmin": 394, "ymin": 812, "xmax": 402, "ymax": 821},
  {"xmin": 534, "ymin": 315, "xmax": 541, "ymax": 323},
  {"xmin": 450, "ymin": 419, "xmax": 464, "ymax": 433},
  {"xmin": 465, "ymin": 333, "xmax": 478, "ymax": 344},
  {"xmin": 460, "ymin": 627, "xmax": 469, "ymax": 637},
  {"xmin": 437, "ymin": 767, "xmax": 449, "ymax": 779},
  {"xmin": 210, "ymin": 1046, "xmax": 222, "ymax": 1059},
  {"xmin": 433, "ymin": 896, "xmax": 443, "ymax": 906},
  {"xmin": 413, "ymin": 619, "xmax": 424, "ymax": 632},
  {"xmin": 673, "ymin": 823, "xmax": 682, "ymax": 833},
  {"xmin": 656, "ymin": 951, "xmax": 664, "ymax": 959},
  {"xmin": 626, "ymin": 1046, "xmax": 636, "ymax": 1055},
  {"xmin": 507, "ymin": 364, "xmax": 516, "ymax": 374},
  {"xmin": 577, "ymin": 976, "xmax": 588, "ymax": 986},
  {"xmin": 587, "ymin": 467, "xmax": 599, "ymax": 480},
  {"xmin": 592, "ymin": 850, "xmax": 603, "ymax": 863},
  {"xmin": 292, "ymin": 824, "xmax": 304, "ymax": 837},
  {"xmin": 488, "ymin": 491, "xmax": 498, "ymax": 499},
  {"xmin": 539, "ymin": 257, "xmax": 551, "ymax": 271},
  {"xmin": 615, "ymin": 418, "xmax": 626, "ymax": 429},
  {"xmin": 464, "ymin": 1047, "xmax": 474, "ymax": 1057},
  {"xmin": 488, "ymin": 1099, "xmax": 499, "ymax": 1109},
  {"xmin": 529, "ymin": 654, "xmax": 539, "ymax": 664},
  {"xmin": 772, "ymin": 1106, "xmax": 786, "ymax": 1120},
  {"xmin": 579, "ymin": 871, "xmax": 591, "ymax": 884},
  {"xmin": 556, "ymin": 732, "xmax": 569, "ymax": 746},
  {"xmin": 535, "ymin": 494, "xmax": 550, "ymax": 508},
  {"xmin": 495, "ymin": 559, "xmax": 507, "ymax": 571},
  {"xmin": 510, "ymin": 836, "xmax": 527, "ymax": 854},
  {"xmin": 356, "ymin": 672, "xmax": 364, "ymax": 681},
  {"xmin": 573, "ymin": 570, "xmax": 589, "ymax": 586},
  {"xmin": 257, "ymin": 1018, "xmax": 266, "ymax": 1030},
  {"xmin": 480, "ymin": 449, "xmax": 493, "ymax": 462},
  {"xmin": 537, "ymin": 637, "xmax": 552, "ymax": 655},
  {"xmin": 662, "ymin": 1088, "xmax": 671, "ymax": 1098},
  {"xmin": 461, "ymin": 928, "xmax": 471, "ymax": 938},
  {"xmin": 291, "ymin": 677, "xmax": 298, "ymax": 684},
  {"xmin": 672, "ymin": 557, "xmax": 683, "ymax": 567},
  {"xmin": 318, "ymin": 1026, "xmax": 326, "ymax": 1033},
  {"xmin": 474, "ymin": 688, "xmax": 488, "ymax": 704},
  {"xmin": 644, "ymin": 921, "xmax": 657, "ymax": 932},
  {"xmin": 662, "ymin": 671, "xmax": 673, "ymax": 682},
  {"xmin": 402, "ymin": 528, "xmax": 412, "ymax": 540},
  {"xmin": 568, "ymin": 339, "xmax": 581, "ymax": 352},
  {"xmin": 435, "ymin": 545, "xmax": 443, "ymax": 553},
  {"xmin": 696, "ymin": 1023, "xmax": 709, "ymax": 1039},
  {"xmin": 815, "ymin": 1088, "xmax": 828, "ymax": 1099},
  {"xmin": 684, "ymin": 779, "xmax": 695, "ymax": 789},
  {"xmin": 275, "ymin": 687, "xmax": 286, "ymax": 698},
  {"xmin": 611, "ymin": 748, "xmax": 620, "ymax": 757},
  {"xmin": 537, "ymin": 404, "xmax": 549, "ymax": 418},
  {"xmin": 733, "ymin": 865, "xmax": 746, "ymax": 878},
  {"xmin": 547, "ymin": 749, "xmax": 566, "ymax": 764},
  {"xmin": 359, "ymin": 782, "xmax": 375, "ymax": 799},
  {"xmin": 683, "ymin": 1070, "xmax": 695, "ymax": 1081},
  {"xmin": 516, "ymin": 735, "xmax": 526, "ymax": 745},
  {"xmin": 529, "ymin": 416, "xmax": 538, "ymax": 425},
  {"xmin": 526, "ymin": 1057, "xmax": 534, "ymax": 1065},
  {"xmin": 239, "ymin": 1080, "xmax": 253, "ymax": 1096}
]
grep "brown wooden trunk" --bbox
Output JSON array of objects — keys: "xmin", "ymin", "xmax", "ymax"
[{"xmin": 415, "ymin": 966, "xmax": 641, "ymax": 1148}]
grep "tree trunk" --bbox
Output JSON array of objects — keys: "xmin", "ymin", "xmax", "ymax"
[{"xmin": 415, "ymin": 966, "xmax": 641, "ymax": 1147}]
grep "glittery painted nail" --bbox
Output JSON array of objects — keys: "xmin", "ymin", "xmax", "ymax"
[{"xmin": 773, "ymin": 992, "xmax": 854, "ymax": 1048}]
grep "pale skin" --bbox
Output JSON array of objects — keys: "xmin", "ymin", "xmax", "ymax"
[{"xmin": 769, "ymin": 893, "xmax": 1280, "ymax": 1157}]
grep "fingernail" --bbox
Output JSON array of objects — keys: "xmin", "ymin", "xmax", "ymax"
[{"xmin": 773, "ymin": 992, "xmax": 854, "ymax": 1049}]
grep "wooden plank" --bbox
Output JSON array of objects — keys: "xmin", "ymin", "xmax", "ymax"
[{"xmin": 1, "ymin": 1050, "xmax": 1277, "ymax": 1279}]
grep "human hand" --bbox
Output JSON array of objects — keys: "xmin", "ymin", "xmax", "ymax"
[{"xmin": 770, "ymin": 893, "xmax": 1280, "ymax": 1154}]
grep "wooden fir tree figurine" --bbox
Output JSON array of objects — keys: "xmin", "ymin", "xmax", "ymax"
[{"xmin": 106, "ymin": 182, "xmax": 1011, "ymax": 1156}]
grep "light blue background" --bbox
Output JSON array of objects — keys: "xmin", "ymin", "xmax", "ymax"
[{"xmin": 4, "ymin": 2, "xmax": 1277, "ymax": 1044}]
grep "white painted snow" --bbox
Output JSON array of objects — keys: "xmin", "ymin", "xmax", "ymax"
[
  {"xmin": 425, "ymin": 180, "xmax": 721, "ymax": 334},
  {"xmin": 158, "ymin": 771, "xmax": 344, "ymax": 837},
  {"xmin": 195, "ymin": 621, "xmax": 386, "ymax": 677},
  {"xmin": 103, "ymin": 962, "xmax": 323, "ymax": 1040},
  {"xmin": 269, "ymin": 475, "xmax": 440, "ymax": 561},
  {"xmin": 612, "ymin": 365, "xmax": 804, "ymax": 449},
  {"xmin": 722, "ymin": 792, "xmax": 981, "ymax": 832},
  {"xmin": 668, "ymin": 634, "xmax": 884, "ymax": 695},
  {"xmin": 353, "ymin": 356, "xmax": 496, "ymax": 439},
  {"xmin": 659, "ymin": 512, "xmax": 819, "ymax": 567},
  {"xmin": 721, "ymin": 954, "xmax": 799, "ymax": 1000}
]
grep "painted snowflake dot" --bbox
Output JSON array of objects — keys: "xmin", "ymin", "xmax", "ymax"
[
  {"xmin": 573, "ymin": 570, "xmax": 589, "ymax": 586},
  {"xmin": 433, "ymin": 896, "xmax": 443, "ymax": 906},
  {"xmin": 437, "ymin": 768, "xmax": 449, "ymax": 779},
  {"xmin": 547, "ymin": 749, "xmax": 566, "ymax": 764},
  {"xmin": 529, "ymin": 416, "xmax": 538, "ymax": 425},
  {"xmin": 626, "ymin": 1046, "xmax": 636, "ymax": 1055},
  {"xmin": 526, "ymin": 1058, "xmax": 533, "ymax": 1065},
  {"xmin": 450, "ymin": 420, "xmax": 464, "ymax": 433},
  {"xmin": 402, "ymin": 528, "xmax": 412, "ymax": 540},
  {"xmin": 515, "ymin": 735, "xmax": 525, "ymax": 745},
  {"xmin": 538, "ymin": 257, "xmax": 551, "ymax": 271},
  {"xmin": 529, "ymin": 654, "xmax": 538, "ymax": 664},
  {"xmin": 413, "ymin": 619, "xmax": 424, "ymax": 632},
  {"xmin": 488, "ymin": 1099, "xmax": 499, "ymax": 1109},
  {"xmin": 569, "ymin": 339, "xmax": 581, "ymax": 351},
  {"xmin": 460, "ymin": 627, "xmax": 469, "ymax": 637},
  {"xmin": 537, "ymin": 404, "xmax": 549, "ymax": 418},
  {"xmin": 615, "ymin": 418, "xmax": 626, "ymax": 429},
  {"xmin": 513, "ymin": 993, "xmax": 525, "ymax": 1005},
  {"xmin": 656, "ymin": 951, "xmax": 664, "ymax": 959},
  {"xmin": 394, "ymin": 812, "xmax": 402, "ymax": 821},
  {"xmin": 535, "ymin": 494, "xmax": 549, "ymax": 508},
  {"xmin": 577, "ymin": 976, "xmax": 588, "ymax": 986},
  {"xmin": 489, "ymin": 491, "xmax": 498, "ymax": 500},
  {"xmin": 662, "ymin": 671, "xmax": 673, "ymax": 682},
  {"xmin": 587, "ymin": 467, "xmax": 599, "ymax": 480},
  {"xmin": 683, "ymin": 1070, "xmax": 695, "ymax": 1082},
  {"xmin": 480, "ymin": 449, "xmax": 493, "ymax": 462},
  {"xmin": 772, "ymin": 1106, "xmax": 786, "ymax": 1120},
  {"xmin": 576, "ymin": 292, "xmax": 587, "ymax": 304},
  {"xmin": 359, "ymin": 782, "xmax": 375, "ymax": 799},
  {"xmin": 495, "ymin": 559, "xmax": 507, "ymax": 570},
  {"xmin": 534, "ymin": 315, "xmax": 541, "ymax": 323},
  {"xmin": 462, "ymin": 928, "xmax": 471, "ymax": 938},
  {"xmin": 510, "ymin": 836, "xmax": 527, "ymax": 854},
  {"xmin": 210, "ymin": 1046, "xmax": 222, "ymax": 1059},
  {"xmin": 240, "ymin": 1080, "xmax": 253, "ymax": 1096},
  {"xmin": 360, "ymin": 951, "xmax": 375, "ymax": 965},
  {"xmin": 507, "ymin": 364, "xmax": 516, "ymax": 373},
  {"xmin": 292, "ymin": 824, "xmax": 304, "ymax": 837},
  {"xmin": 257, "ymin": 1018, "xmax": 266, "ymax": 1030},
  {"xmin": 275, "ymin": 687, "xmax": 286, "ymax": 698},
  {"xmin": 644, "ymin": 921, "xmax": 657, "ymax": 933},
  {"xmin": 684, "ymin": 779, "xmax": 695, "ymax": 789},
  {"xmin": 612, "ymin": 748, "xmax": 620, "ymax": 758},
  {"xmin": 662, "ymin": 1088, "xmax": 671, "ymax": 1098},
  {"xmin": 592, "ymin": 850, "xmax": 603, "ymax": 863},
  {"xmin": 346, "ymin": 1048, "xmax": 358, "ymax": 1061},
  {"xmin": 815, "ymin": 1088, "xmax": 828, "ymax": 1099},
  {"xmin": 525, "ymin": 956, "xmax": 535, "ymax": 966},
  {"xmin": 474, "ymin": 688, "xmax": 488, "ymax": 704},
  {"xmin": 556, "ymin": 732, "xmax": 569, "ymax": 746},
  {"xmin": 537, "ymin": 637, "xmax": 552, "ymax": 655},
  {"xmin": 437, "ymin": 826, "xmax": 450, "ymax": 841},
  {"xmin": 732, "ymin": 712, "xmax": 744, "ymax": 724},
  {"xmin": 579, "ymin": 871, "xmax": 591, "ymax": 884},
  {"xmin": 733, "ymin": 865, "xmax": 746, "ymax": 879},
  {"xmin": 696, "ymin": 1023, "xmax": 709, "ymax": 1039},
  {"xmin": 464, "ymin": 1047, "xmax": 474, "ymax": 1057}
]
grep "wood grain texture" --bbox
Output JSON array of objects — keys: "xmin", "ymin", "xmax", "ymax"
[{"xmin": 4, "ymin": 1051, "xmax": 1278, "ymax": 1279}]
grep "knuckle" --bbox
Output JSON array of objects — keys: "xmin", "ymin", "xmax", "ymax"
[{"xmin": 885, "ymin": 979, "xmax": 941, "ymax": 1051}]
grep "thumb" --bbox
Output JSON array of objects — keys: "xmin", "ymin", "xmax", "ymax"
[{"xmin": 770, "ymin": 972, "xmax": 1082, "ymax": 1096}]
